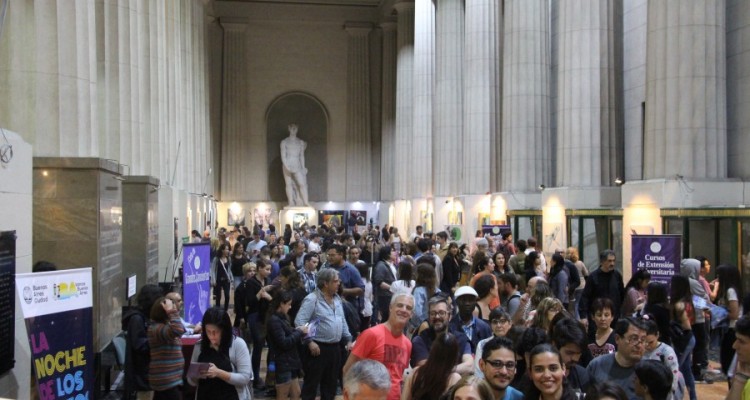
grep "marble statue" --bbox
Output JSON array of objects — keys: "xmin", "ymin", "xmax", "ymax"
[{"xmin": 280, "ymin": 124, "xmax": 310, "ymax": 206}]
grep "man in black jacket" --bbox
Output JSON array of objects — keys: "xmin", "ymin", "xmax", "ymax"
[{"xmin": 579, "ymin": 250, "xmax": 625, "ymax": 335}]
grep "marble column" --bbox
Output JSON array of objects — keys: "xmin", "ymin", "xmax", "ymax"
[
  {"xmin": 28, "ymin": 0, "xmax": 98, "ymax": 157},
  {"xmin": 33, "ymin": 158, "xmax": 125, "ymax": 350},
  {"xmin": 502, "ymin": 0, "xmax": 550, "ymax": 192},
  {"xmin": 556, "ymin": 0, "xmax": 622, "ymax": 187},
  {"xmin": 122, "ymin": 176, "xmax": 160, "ymax": 285},
  {"xmin": 412, "ymin": 0, "xmax": 435, "ymax": 199},
  {"xmin": 394, "ymin": 2, "xmax": 415, "ymax": 200},
  {"xmin": 464, "ymin": 0, "xmax": 502, "ymax": 194},
  {"xmin": 220, "ymin": 19, "xmax": 250, "ymax": 199},
  {"xmin": 433, "ymin": 0, "xmax": 464, "ymax": 197},
  {"xmin": 645, "ymin": 0, "xmax": 727, "ymax": 179},
  {"xmin": 728, "ymin": 0, "xmax": 750, "ymax": 178},
  {"xmin": 345, "ymin": 22, "xmax": 373, "ymax": 200},
  {"xmin": 380, "ymin": 22, "xmax": 398, "ymax": 201}
]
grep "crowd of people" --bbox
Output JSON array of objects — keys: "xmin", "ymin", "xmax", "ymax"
[{"xmin": 122, "ymin": 222, "xmax": 749, "ymax": 400}]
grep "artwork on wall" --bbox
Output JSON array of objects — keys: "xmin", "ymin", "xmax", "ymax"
[
  {"xmin": 445, "ymin": 225, "xmax": 462, "ymax": 241},
  {"xmin": 478, "ymin": 213, "xmax": 491, "ymax": 228},
  {"xmin": 448, "ymin": 211, "xmax": 463, "ymax": 225},
  {"xmin": 349, "ymin": 211, "xmax": 367, "ymax": 226},
  {"xmin": 420, "ymin": 210, "xmax": 433, "ymax": 233},
  {"xmin": 319, "ymin": 210, "xmax": 346, "ymax": 229},
  {"xmin": 253, "ymin": 208, "xmax": 275, "ymax": 229},
  {"xmin": 292, "ymin": 213, "xmax": 308, "ymax": 230},
  {"xmin": 228, "ymin": 208, "xmax": 246, "ymax": 226}
]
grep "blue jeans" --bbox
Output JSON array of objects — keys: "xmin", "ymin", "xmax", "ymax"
[{"xmin": 677, "ymin": 334, "xmax": 697, "ymax": 400}]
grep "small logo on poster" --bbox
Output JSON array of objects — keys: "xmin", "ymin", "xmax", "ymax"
[
  {"xmin": 23, "ymin": 286, "xmax": 32, "ymax": 304},
  {"xmin": 650, "ymin": 242, "xmax": 662, "ymax": 253},
  {"xmin": 194, "ymin": 254, "xmax": 201, "ymax": 270}
]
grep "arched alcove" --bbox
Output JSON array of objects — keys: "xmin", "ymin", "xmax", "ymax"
[{"xmin": 266, "ymin": 92, "xmax": 328, "ymax": 202}]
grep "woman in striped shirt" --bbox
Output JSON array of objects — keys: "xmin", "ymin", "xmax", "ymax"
[{"xmin": 148, "ymin": 296, "xmax": 186, "ymax": 399}]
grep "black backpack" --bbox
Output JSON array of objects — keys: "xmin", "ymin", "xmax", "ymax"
[{"xmin": 341, "ymin": 298, "xmax": 361, "ymax": 339}]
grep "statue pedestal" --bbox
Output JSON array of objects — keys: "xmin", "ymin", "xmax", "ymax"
[{"xmin": 281, "ymin": 206, "xmax": 317, "ymax": 230}]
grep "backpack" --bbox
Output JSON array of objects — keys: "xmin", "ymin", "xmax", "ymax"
[
  {"xmin": 497, "ymin": 242, "xmax": 514, "ymax": 266},
  {"xmin": 341, "ymin": 298, "xmax": 361, "ymax": 339}
]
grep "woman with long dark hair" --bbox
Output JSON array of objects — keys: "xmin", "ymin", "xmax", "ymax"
[
  {"xmin": 231, "ymin": 242, "xmax": 249, "ymax": 289},
  {"xmin": 642, "ymin": 281, "xmax": 671, "ymax": 346},
  {"xmin": 621, "ymin": 269, "xmax": 651, "ymax": 317},
  {"xmin": 211, "ymin": 243, "xmax": 233, "ymax": 310},
  {"xmin": 372, "ymin": 245, "xmax": 398, "ymax": 323},
  {"xmin": 716, "ymin": 264, "xmax": 742, "ymax": 376},
  {"xmin": 441, "ymin": 242, "xmax": 462, "ymax": 293},
  {"xmin": 670, "ymin": 275, "xmax": 696, "ymax": 400},
  {"xmin": 188, "ymin": 307, "xmax": 252, "ymax": 400},
  {"xmin": 266, "ymin": 291, "xmax": 308, "ymax": 400},
  {"xmin": 402, "ymin": 332, "xmax": 461, "ymax": 400},
  {"xmin": 473, "ymin": 274, "xmax": 498, "ymax": 323},
  {"xmin": 524, "ymin": 251, "xmax": 543, "ymax": 284},
  {"xmin": 526, "ymin": 344, "xmax": 578, "ymax": 400},
  {"xmin": 390, "ymin": 260, "xmax": 416, "ymax": 294}
]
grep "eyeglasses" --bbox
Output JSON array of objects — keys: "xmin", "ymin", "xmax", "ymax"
[
  {"xmin": 485, "ymin": 360, "xmax": 516, "ymax": 371},
  {"xmin": 491, "ymin": 319, "xmax": 510, "ymax": 325},
  {"xmin": 429, "ymin": 311, "xmax": 449, "ymax": 318},
  {"xmin": 625, "ymin": 336, "xmax": 646, "ymax": 346}
]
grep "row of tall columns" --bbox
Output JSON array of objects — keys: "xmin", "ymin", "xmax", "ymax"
[
  {"xmin": 411, "ymin": 0, "xmax": 435, "ymax": 199},
  {"xmin": 463, "ymin": 0, "xmax": 502, "ymax": 194},
  {"xmin": 220, "ymin": 21, "xmax": 251, "ymax": 199},
  {"xmin": 501, "ymin": 0, "xmax": 551, "ymax": 192},
  {"xmin": 345, "ymin": 23, "xmax": 374, "ymax": 201},
  {"xmin": 727, "ymin": 0, "xmax": 750, "ymax": 178},
  {"xmin": 556, "ymin": 0, "xmax": 622, "ymax": 187},
  {"xmin": 393, "ymin": 2, "xmax": 415, "ymax": 200},
  {"xmin": 380, "ymin": 23, "xmax": 398, "ymax": 201},
  {"xmin": 0, "ymin": 0, "xmax": 214, "ymax": 195},
  {"xmin": 644, "ymin": 0, "xmax": 727, "ymax": 179}
]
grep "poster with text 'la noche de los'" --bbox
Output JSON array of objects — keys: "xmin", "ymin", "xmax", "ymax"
[{"xmin": 16, "ymin": 267, "xmax": 93, "ymax": 400}]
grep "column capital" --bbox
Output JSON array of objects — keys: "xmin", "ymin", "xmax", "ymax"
[
  {"xmin": 220, "ymin": 18, "xmax": 248, "ymax": 32},
  {"xmin": 344, "ymin": 21, "xmax": 373, "ymax": 35}
]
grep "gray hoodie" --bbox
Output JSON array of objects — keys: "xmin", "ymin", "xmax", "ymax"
[{"xmin": 680, "ymin": 258, "xmax": 709, "ymax": 324}]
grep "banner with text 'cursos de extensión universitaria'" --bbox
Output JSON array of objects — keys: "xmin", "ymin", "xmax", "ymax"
[
  {"xmin": 631, "ymin": 234, "xmax": 682, "ymax": 285},
  {"xmin": 16, "ymin": 267, "xmax": 94, "ymax": 400}
]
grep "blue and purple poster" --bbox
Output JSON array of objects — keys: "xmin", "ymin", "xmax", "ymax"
[
  {"xmin": 182, "ymin": 242, "xmax": 211, "ymax": 325},
  {"xmin": 16, "ymin": 268, "xmax": 94, "ymax": 400},
  {"xmin": 631, "ymin": 234, "xmax": 682, "ymax": 284}
]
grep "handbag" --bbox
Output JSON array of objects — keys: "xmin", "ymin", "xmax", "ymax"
[{"xmin": 669, "ymin": 320, "xmax": 692, "ymax": 353}]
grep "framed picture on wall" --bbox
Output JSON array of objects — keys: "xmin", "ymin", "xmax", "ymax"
[
  {"xmin": 228, "ymin": 208, "xmax": 246, "ymax": 226},
  {"xmin": 293, "ymin": 213, "xmax": 308, "ymax": 230}
]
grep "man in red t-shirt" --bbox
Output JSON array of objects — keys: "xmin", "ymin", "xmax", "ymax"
[{"xmin": 343, "ymin": 293, "xmax": 414, "ymax": 400}]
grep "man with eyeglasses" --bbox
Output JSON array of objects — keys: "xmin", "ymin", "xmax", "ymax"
[
  {"xmin": 478, "ymin": 337, "xmax": 524, "ymax": 400},
  {"xmin": 587, "ymin": 316, "xmax": 648, "ymax": 399},
  {"xmin": 410, "ymin": 295, "xmax": 474, "ymax": 374},
  {"xmin": 324, "ymin": 244, "xmax": 365, "ymax": 310}
]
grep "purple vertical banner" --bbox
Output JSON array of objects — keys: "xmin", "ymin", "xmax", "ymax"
[
  {"xmin": 183, "ymin": 243, "xmax": 211, "ymax": 325},
  {"xmin": 16, "ymin": 268, "xmax": 94, "ymax": 400},
  {"xmin": 631, "ymin": 235, "xmax": 682, "ymax": 285}
]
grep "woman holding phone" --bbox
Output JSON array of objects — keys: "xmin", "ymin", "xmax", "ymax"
[{"xmin": 187, "ymin": 307, "xmax": 252, "ymax": 400}]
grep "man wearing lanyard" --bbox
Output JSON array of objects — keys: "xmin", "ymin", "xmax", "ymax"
[{"xmin": 295, "ymin": 268, "xmax": 353, "ymax": 400}]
